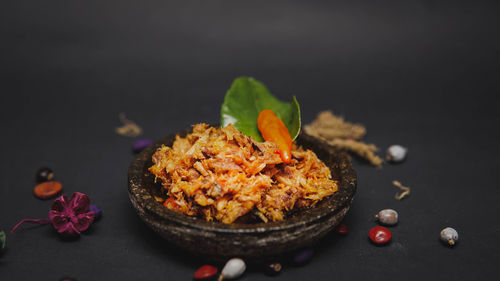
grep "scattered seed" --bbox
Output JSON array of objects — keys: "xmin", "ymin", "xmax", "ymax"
[
  {"xmin": 115, "ymin": 113, "xmax": 142, "ymax": 137},
  {"xmin": 218, "ymin": 258, "xmax": 246, "ymax": 281},
  {"xmin": 392, "ymin": 180, "xmax": 410, "ymax": 200},
  {"xmin": 194, "ymin": 265, "xmax": 218, "ymax": 280},
  {"xmin": 33, "ymin": 181, "xmax": 62, "ymax": 199},
  {"xmin": 0, "ymin": 230, "xmax": 6, "ymax": 253},
  {"xmin": 132, "ymin": 139, "xmax": 153, "ymax": 153},
  {"xmin": 386, "ymin": 145, "xmax": 408, "ymax": 163},
  {"xmin": 293, "ymin": 249, "xmax": 314, "ymax": 264},
  {"xmin": 36, "ymin": 167, "xmax": 54, "ymax": 183},
  {"xmin": 369, "ymin": 226, "xmax": 392, "ymax": 245},
  {"xmin": 335, "ymin": 223, "xmax": 349, "ymax": 235},
  {"xmin": 264, "ymin": 262, "xmax": 282, "ymax": 276},
  {"xmin": 440, "ymin": 227, "xmax": 459, "ymax": 246},
  {"xmin": 89, "ymin": 205, "xmax": 102, "ymax": 220},
  {"xmin": 375, "ymin": 209, "xmax": 398, "ymax": 226}
]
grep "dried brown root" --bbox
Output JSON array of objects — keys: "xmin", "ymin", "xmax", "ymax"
[
  {"xmin": 393, "ymin": 180, "xmax": 410, "ymax": 200},
  {"xmin": 304, "ymin": 111, "xmax": 383, "ymax": 167},
  {"xmin": 327, "ymin": 138, "xmax": 383, "ymax": 168},
  {"xmin": 116, "ymin": 113, "xmax": 142, "ymax": 137},
  {"xmin": 303, "ymin": 110, "xmax": 366, "ymax": 140},
  {"xmin": 305, "ymin": 128, "xmax": 383, "ymax": 167}
]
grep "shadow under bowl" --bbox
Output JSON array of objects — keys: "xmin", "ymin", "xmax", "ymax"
[{"xmin": 128, "ymin": 129, "xmax": 357, "ymax": 260}]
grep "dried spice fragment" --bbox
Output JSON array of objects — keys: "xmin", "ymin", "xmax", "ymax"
[
  {"xmin": 115, "ymin": 113, "xmax": 142, "ymax": 137},
  {"xmin": 304, "ymin": 111, "xmax": 383, "ymax": 167},
  {"xmin": 393, "ymin": 180, "xmax": 410, "ymax": 200},
  {"xmin": 304, "ymin": 111, "xmax": 366, "ymax": 139}
]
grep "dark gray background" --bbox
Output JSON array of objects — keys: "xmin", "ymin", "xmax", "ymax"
[{"xmin": 1, "ymin": 1, "xmax": 499, "ymax": 280}]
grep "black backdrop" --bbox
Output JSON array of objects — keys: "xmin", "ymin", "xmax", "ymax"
[{"xmin": 1, "ymin": 1, "xmax": 499, "ymax": 280}]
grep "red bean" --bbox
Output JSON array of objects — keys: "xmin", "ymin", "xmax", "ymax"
[
  {"xmin": 194, "ymin": 265, "xmax": 218, "ymax": 280},
  {"xmin": 335, "ymin": 223, "xmax": 348, "ymax": 235},
  {"xmin": 369, "ymin": 226, "xmax": 392, "ymax": 244}
]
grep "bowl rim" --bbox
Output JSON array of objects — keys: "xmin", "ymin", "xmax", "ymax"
[{"xmin": 128, "ymin": 127, "xmax": 357, "ymax": 234}]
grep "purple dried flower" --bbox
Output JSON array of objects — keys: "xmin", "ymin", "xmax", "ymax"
[
  {"xmin": 11, "ymin": 192, "xmax": 94, "ymax": 237},
  {"xmin": 48, "ymin": 192, "xmax": 94, "ymax": 236}
]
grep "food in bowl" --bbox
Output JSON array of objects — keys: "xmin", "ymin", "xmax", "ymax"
[{"xmin": 148, "ymin": 123, "xmax": 338, "ymax": 224}]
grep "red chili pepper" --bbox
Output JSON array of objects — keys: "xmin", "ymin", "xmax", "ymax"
[{"xmin": 257, "ymin": 109, "xmax": 293, "ymax": 163}]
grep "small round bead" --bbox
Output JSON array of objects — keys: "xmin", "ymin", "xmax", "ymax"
[
  {"xmin": 386, "ymin": 145, "xmax": 408, "ymax": 163},
  {"xmin": 369, "ymin": 226, "xmax": 392, "ymax": 245},
  {"xmin": 264, "ymin": 262, "xmax": 282, "ymax": 276},
  {"xmin": 219, "ymin": 258, "xmax": 246, "ymax": 280},
  {"xmin": 59, "ymin": 277, "xmax": 77, "ymax": 281},
  {"xmin": 36, "ymin": 167, "xmax": 54, "ymax": 183},
  {"xmin": 375, "ymin": 209, "xmax": 398, "ymax": 226},
  {"xmin": 440, "ymin": 227, "xmax": 459, "ymax": 246},
  {"xmin": 194, "ymin": 265, "xmax": 218, "ymax": 280}
]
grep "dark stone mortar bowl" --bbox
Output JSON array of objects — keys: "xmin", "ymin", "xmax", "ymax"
[{"xmin": 128, "ymin": 129, "xmax": 357, "ymax": 260}]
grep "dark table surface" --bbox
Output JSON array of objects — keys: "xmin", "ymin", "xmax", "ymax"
[{"xmin": 1, "ymin": 1, "xmax": 499, "ymax": 280}]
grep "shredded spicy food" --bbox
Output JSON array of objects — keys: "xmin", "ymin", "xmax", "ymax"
[{"xmin": 149, "ymin": 124, "xmax": 338, "ymax": 224}]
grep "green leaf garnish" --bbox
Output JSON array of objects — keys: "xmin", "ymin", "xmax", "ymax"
[{"xmin": 220, "ymin": 77, "xmax": 301, "ymax": 142}]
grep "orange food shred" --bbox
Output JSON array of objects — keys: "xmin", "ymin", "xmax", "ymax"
[{"xmin": 149, "ymin": 124, "xmax": 338, "ymax": 224}]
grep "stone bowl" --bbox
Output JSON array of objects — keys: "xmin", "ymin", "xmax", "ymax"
[{"xmin": 128, "ymin": 129, "xmax": 357, "ymax": 260}]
